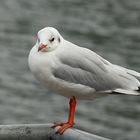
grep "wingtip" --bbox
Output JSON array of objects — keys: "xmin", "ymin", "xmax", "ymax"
[
  {"xmin": 112, "ymin": 89, "xmax": 140, "ymax": 96},
  {"xmin": 137, "ymin": 87, "xmax": 140, "ymax": 91}
]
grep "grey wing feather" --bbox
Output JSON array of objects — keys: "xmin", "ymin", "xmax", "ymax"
[{"xmin": 53, "ymin": 46, "xmax": 140, "ymax": 92}]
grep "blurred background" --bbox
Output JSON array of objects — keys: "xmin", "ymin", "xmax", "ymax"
[{"xmin": 0, "ymin": 0, "xmax": 140, "ymax": 139}]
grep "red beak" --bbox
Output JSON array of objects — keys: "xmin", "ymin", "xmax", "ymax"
[{"xmin": 38, "ymin": 43, "xmax": 47, "ymax": 52}]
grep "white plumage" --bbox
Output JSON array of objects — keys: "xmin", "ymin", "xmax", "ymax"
[{"xmin": 28, "ymin": 27, "xmax": 140, "ymax": 99}]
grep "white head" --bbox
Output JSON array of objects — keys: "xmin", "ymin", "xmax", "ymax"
[{"xmin": 36, "ymin": 27, "xmax": 63, "ymax": 52}]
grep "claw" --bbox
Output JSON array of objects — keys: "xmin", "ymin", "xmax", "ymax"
[
  {"xmin": 53, "ymin": 122, "xmax": 66, "ymax": 127},
  {"xmin": 55, "ymin": 122, "xmax": 73, "ymax": 135}
]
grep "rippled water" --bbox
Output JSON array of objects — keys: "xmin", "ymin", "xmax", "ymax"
[{"xmin": 0, "ymin": 0, "xmax": 140, "ymax": 140}]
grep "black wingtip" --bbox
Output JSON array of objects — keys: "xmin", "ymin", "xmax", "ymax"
[
  {"xmin": 111, "ymin": 91, "xmax": 126, "ymax": 95},
  {"xmin": 137, "ymin": 87, "xmax": 140, "ymax": 91}
]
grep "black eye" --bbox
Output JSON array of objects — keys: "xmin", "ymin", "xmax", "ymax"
[{"xmin": 50, "ymin": 37, "xmax": 54, "ymax": 42}]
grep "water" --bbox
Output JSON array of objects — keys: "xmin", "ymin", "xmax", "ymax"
[{"xmin": 0, "ymin": 0, "xmax": 140, "ymax": 139}]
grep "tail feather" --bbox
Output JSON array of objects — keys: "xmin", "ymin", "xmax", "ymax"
[{"xmin": 111, "ymin": 88, "xmax": 140, "ymax": 96}]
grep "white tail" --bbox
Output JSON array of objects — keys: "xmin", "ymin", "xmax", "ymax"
[{"xmin": 112, "ymin": 89, "xmax": 140, "ymax": 95}]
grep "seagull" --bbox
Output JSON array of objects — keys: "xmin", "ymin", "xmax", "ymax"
[{"xmin": 28, "ymin": 27, "xmax": 140, "ymax": 134}]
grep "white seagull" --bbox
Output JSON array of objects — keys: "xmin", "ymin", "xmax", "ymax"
[{"xmin": 28, "ymin": 27, "xmax": 140, "ymax": 134}]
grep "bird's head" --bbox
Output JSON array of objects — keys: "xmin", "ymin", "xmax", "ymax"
[{"xmin": 36, "ymin": 27, "xmax": 62, "ymax": 52}]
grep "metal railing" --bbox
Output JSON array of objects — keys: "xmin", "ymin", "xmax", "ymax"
[{"xmin": 0, "ymin": 123, "xmax": 111, "ymax": 140}]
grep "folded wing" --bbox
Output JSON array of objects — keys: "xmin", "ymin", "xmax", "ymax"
[{"xmin": 53, "ymin": 45, "xmax": 140, "ymax": 95}]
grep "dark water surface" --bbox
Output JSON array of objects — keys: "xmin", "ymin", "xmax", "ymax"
[{"xmin": 0, "ymin": 0, "xmax": 140, "ymax": 139}]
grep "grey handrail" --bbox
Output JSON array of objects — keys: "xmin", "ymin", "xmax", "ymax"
[{"xmin": 0, "ymin": 123, "xmax": 111, "ymax": 140}]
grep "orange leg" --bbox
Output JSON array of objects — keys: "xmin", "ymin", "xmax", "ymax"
[{"xmin": 53, "ymin": 96, "xmax": 77, "ymax": 135}]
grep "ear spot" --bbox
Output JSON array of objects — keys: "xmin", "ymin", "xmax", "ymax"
[{"xmin": 58, "ymin": 37, "xmax": 60, "ymax": 43}]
